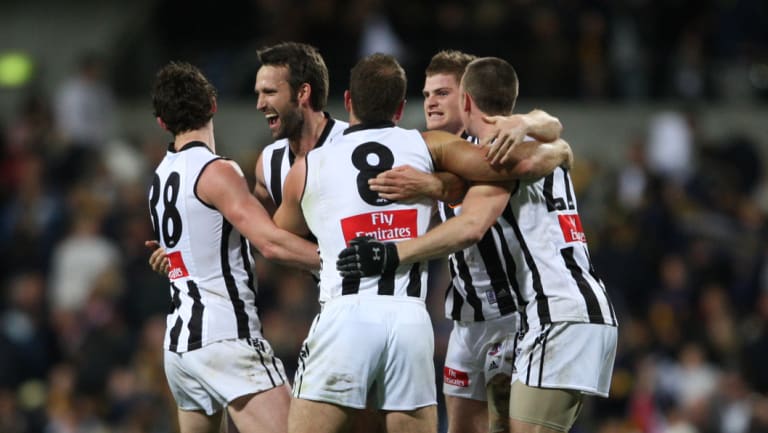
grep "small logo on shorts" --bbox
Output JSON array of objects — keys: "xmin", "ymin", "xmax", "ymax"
[
  {"xmin": 488, "ymin": 342, "xmax": 502, "ymax": 356},
  {"xmin": 489, "ymin": 360, "xmax": 499, "ymax": 370},
  {"xmin": 443, "ymin": 367, "xmax": 469, "ymax": 387}
]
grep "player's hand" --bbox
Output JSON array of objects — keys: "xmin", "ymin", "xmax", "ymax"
[
  {"xmin": 481, "ymin": 115, "xmax": 528, "ymax": 166},
  {"xmin": 145, "ymin": 240, "xmax": 170, "ymax": 276},
  {"xmin": 336, "ymin": 236, "xmax": 399, "ymax": 277},
  {"xmin": 368, "ymin": 165, "xmax": 439, "ymax": 201}
]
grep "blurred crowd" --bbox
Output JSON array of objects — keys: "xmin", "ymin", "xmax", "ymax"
[
  {"xmin": 110, "ymin": 0, "xmax": 768, "ymax": 103},
  {"xmin": 1, "ymin": 1, "xmax": 768, "ymax": 432}
]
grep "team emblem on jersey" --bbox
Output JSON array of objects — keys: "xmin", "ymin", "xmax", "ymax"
[
  {"xmin": 340, "ymin": 209, "xmax": 417, "ymax": 245},
  {"xmin": 558, "ymin": 213, "xmax": 587, "ymax": 243},
  {"xmin": 443, "ymin": 367, "xmax": 469, "ymax": 387},
  {"xmin": 166, "ymin": 251, "xmax": 189, "ymax": 280}
]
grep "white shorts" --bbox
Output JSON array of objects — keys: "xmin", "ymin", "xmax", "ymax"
[
  {"xmin": 164, "ymin": 338, "xmax": 287, "ymax": 415},
  {"xmin": 292, "ymin": 295, "xmax": 436, "ymax": 410},
  {"xmin": 443, "ymin": 314, "xmax": 518, "ymax": 401},
  {"xmin": 512, "ymin": 322, "xmax": 617, "ymax": 397}
]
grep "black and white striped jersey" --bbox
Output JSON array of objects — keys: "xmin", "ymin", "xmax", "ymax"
[
  {"xmin": 261, "ymin": 113, "xmax": 348, "ymax": 207},
  {"xmin": 440, "ymin": 133, "xmax": 521, "ymax": 322},
  {"xmin": 502, "ymin": 166, "xmax": 617, "ymax": 329},
  {"xmin": 149, "ymin": 142, "xmax": 261, "ymax": 353},
  {"xmin": 302, "ymin": 122, "xmax": 435, "ymax": 303}
]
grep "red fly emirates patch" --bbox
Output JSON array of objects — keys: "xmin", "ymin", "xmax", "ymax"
[
  {"xmin": 558, "ymin": 213, "xmax": 586, "ymax": 243},
  {"xmin": 443, "ymin": 367, "xmax": 470, "ymax": 387},
  {"xmin": 340, "ymin": 210, "xmax": 418, "ymax": 246},
  {"xmin": 167, "ymin": 251, "xmax": 189, "ymax": 280}
]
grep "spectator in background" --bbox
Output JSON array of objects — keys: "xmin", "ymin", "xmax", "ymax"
[{"xmin": 52, "ymin": 52, "xmax": 117, "ymax": 186}]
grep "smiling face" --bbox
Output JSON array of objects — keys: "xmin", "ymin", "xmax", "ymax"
[
  {"xmin": 422, "ymin": 73, "xmax": 464, "ymax": 135},
  {"xmin": 254, "ymin": 65, "xmax": 303, "ymax": 140}
]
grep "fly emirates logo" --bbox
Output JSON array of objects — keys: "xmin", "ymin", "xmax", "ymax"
[{"xmin": 340, "ymin": 209, "xmax": 417, "ymax": 245}]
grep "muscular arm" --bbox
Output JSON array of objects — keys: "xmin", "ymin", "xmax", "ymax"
[
  {"xmin": 273, "ymin": 157, "xmax": 311, "ymax": 237},
  {"xmin": 396, "ymin": 182, "xmax": 512, "ymax": 263},
  {"xmin": 368, "ymin": 165, "xmax": 468, "ymax": 203},
  {"xmin": 198, "ymin": 159, "xmax": 318, "ymax": 271},
  {"xmin": 253, "ymin": 152, "xmax": 277, "ymax": 215},
  {"xmin": 425, "ymin": 130, "xmax": 571, "ymax": 182}
]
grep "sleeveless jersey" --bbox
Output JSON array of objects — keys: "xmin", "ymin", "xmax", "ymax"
[
  {"xmin": 439, "ymin": 133, "xmax": 520, "ymax": 322},
  {"xmin": 302, "ymin": 122, "xmax": 435, "ymax": 304},
  {"xmin": 149, "ymin": 142, "xmax": 261, "ymax": 353},
  {"xmin": 261, "ymin": 113, "xmax": 348, "ymax": 207},
  {"xmin": 502, "ymin": 166, "xmax": 617, "ymax": 329}
]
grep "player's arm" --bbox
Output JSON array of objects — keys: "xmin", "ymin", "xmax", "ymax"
[
  {"xmin": 253, "ymin": 152, "xmax": 277, "ymax": 215},
  {"xmin": 198, "ymin": 158, "xmax": 318, "ymax": 271},
  {"xmin": 273, "ymin": 157, "xmax": 311, "ymax": 237},
  {"xmin": 368, "ymin": 165, "xmax": 468, "ymax": 204},
  {"xmin": 482, "ymin": 109, "xmax": 563, "ymax": 165},
  {"xmin": 425, "ymin": 130, "xmax": 572, "ymax": 182},
  {"xmin": 337, "ymin": 182, "xmax": 512, "ymax": 276}
]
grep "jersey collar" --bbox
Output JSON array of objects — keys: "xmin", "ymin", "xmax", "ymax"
[{"xmin": 343, "ymin": 120, "xmax": 395, "ymax": 135}]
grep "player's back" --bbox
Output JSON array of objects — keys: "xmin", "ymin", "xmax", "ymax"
[
  {"xmin": 149, "ymin": 142, "xmax": 261, "ymax": 352},
  {"xmin": 302, "ymin": 122, "xmax": 435, "ymax": 303}
]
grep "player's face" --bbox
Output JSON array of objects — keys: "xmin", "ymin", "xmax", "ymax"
[
  {"xmin": 423, "ymin": 73, "xmax": 463, "ymax": 135},
  {"xmin": 255, "ymin": 65, "xmax": 303, "ymax": 140}
]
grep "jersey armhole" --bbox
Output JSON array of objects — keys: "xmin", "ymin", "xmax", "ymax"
[
  {"xmin": 194, "ymin": 157, "xmax": 227, "ymax": 210},
  {"xmin": 299, "ymin": 153, "xmax": 310, "ymax": 207}
]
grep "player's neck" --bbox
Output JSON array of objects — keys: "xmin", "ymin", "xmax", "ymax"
[
  {"xmin": 174, "ymin": 122, "xmax": 215, "ymax": 152},
  {"xmin": 289, "ymin": 110, "xmax": 327, "ymax": 157}
]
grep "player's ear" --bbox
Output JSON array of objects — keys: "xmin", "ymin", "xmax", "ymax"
[
  {"xmin": 462, "ymin": 92, "xmax": 472, "ymax": 113},
  {"xmin": 393, "ymin": 99, "xmax": 406, "ymax": 123},
  {"xmin": 298, "ymin": 83, "xmax": 311, "ymax": 105},
  {"xmin": 344, "ymin": 90, "xmax": 352, "ymax": 113},
  {"xmin": 157, "ymin": 117, "xmax": 168, "ymax": 130}
]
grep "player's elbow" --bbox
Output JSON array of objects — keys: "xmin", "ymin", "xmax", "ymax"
[{"xmin": 457, "ymin": 215, "xmax": 488, "ymax": 247}]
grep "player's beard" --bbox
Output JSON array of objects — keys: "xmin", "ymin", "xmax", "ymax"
[{"xmin": 276, "ymin": 105, "xmax": 304, "ymax": 142}]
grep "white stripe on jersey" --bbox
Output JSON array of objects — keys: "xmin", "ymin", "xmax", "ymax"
[
  {"xmin": 149, "ymin": 142, "xmax": 262, "ymax": 353},
  {"xmin": 261, "ymin": 114, "xmax": 348, "ymax": 207},
  {"xmin": 302, "ymin": 122, "xmax": 435, "ymax": 303},
  {"xmin": 504, "ymin": 166, "xmax": 617, "ymax": 328}
]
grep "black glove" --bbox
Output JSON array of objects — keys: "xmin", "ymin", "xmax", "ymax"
[{"xmin": 337, "ymin": 236, "xmax": 400, "ymax": 277}]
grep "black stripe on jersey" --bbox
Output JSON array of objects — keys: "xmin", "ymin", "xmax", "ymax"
[
  {"xmin": 494, "ymin": 224, "xmax": 528, "ymax": 327},
  {"xmin": 406, "ymin": 263, "xmax": 422, "ymax": 297},
  {"xmin": 561, "ymin": 247, "xmax": 605, "ymax": 324},
  {"xmin": 221, "ymin": 220, "xmax": 251, "ymax": 339},
  {"xmin": 168, "ymin": 283, "xmax": 183, "ymax": 352},
  {"xmin": 563, "ymin": 168, "xmax": 575, "ymax": 209},
  {"xmin": 239, "ymin": 236, "xmax": 257, "ymax": 296},
  {"xmin": 477, "ymin": 224, "xmax": 517, "ymax": 315},
  {"xmin": 194, "ymin": 157, "xmax": 227, "ymax": 210},
  {"xmin": 452, "ymin": 250, "xmax": 485, "ymax": 321},
  {"xmin": 585, "ymin": 248, "xmax": 618, "ymax": 326},
  {"xmin": 342, "ymin": 275, "xmax": 360, "ymax": 295},
  {"xmin": 315, "ymin": 115, "xmax": 335, "ymax": 148},
  {"xmin": 270, "ymin": 147, "xmax": 286, "ymax": 207},
  {"xmin": 186, "ymin": 280, "xmax": 205, "ymax": 350},
  {"xmin": 502, "ymin": 207, "xmax": 552, "ymax": 326},
  {"xmin": 444, "ymin": 204, "xmax": 484, "ymax": 321},
  {"xmin": 377, "ymin": 267, "xmax": 396, "ymax": 295},
  {"xmin": 272, "ymin": 356, "xmax": 286, "ymax": 383}
]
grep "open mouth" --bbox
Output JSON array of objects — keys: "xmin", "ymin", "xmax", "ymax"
[{"xmin": 266, "ymin": 113, "xmax": 279, "ymax": 127}]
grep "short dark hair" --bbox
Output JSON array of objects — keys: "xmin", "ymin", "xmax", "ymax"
[
  {"xmin": 349, "ymin": 53, "xmax": 406, "ymax": 123},
  {"xmin": 461, "ymin": 57, "xmax": 518, "ymax": 116},
  {"xmin": 257, "ymin": 42, "xmax": 329, "ymax": 111},
  {"xmin": 425, "ymin": 50, "xmax": 476, "ymax": 84},
  {"xmin": 152, "ymin": 61, "xmax": 217, "ymax": 136}
]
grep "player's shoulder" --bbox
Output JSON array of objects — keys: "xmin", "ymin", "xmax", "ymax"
[{"xmin": 262, "ymin": 138, "xmax": 290, "ymax": 155}]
